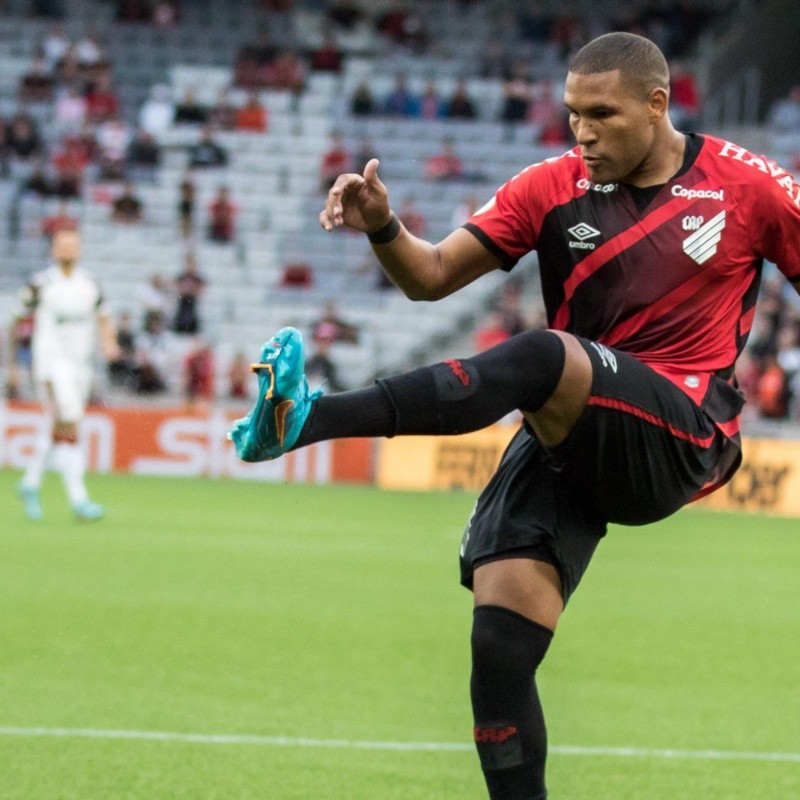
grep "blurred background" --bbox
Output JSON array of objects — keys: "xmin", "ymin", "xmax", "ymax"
[{"xmin": 0, "ymin": 0, "xmax": 798, "ymax": 433}]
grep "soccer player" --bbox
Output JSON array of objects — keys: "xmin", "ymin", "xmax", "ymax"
[
  {"xmin": 16, "ymin": 229, "xmax": 119, "ymax": 521},
  {"xmin": 231, "ymin": 33, "xmax": 800, "ymax": 799}
]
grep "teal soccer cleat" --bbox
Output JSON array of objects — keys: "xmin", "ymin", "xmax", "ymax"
[
  {"xmin": 18, "ymin": 483, "xmax": 42, "ymax": 521},
  {"xmin": 229, "ymin": 327, "xmax": 322, "ymax": 462},
  {"xmin": 73, "ymin": 500, "xmax": 105, "ymax": 521}
]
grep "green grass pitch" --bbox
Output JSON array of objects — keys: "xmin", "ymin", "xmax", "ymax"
[{"xmin": 1, "ymin": 468, "xmax": 798, "ymax": 799}]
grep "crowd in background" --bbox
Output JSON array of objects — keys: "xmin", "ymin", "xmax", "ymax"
[{"xmin": 2, "ymin": 0, "xmax": 800, "ymax": 422}]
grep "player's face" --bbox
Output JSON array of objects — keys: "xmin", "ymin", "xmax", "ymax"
[
  {"xmin": 564, "ymin": 69, "xmax": 661, "ymax": 184},
  {"xmin": 52, "ymin": 230, "xmax": 81, "ymax": 263}
]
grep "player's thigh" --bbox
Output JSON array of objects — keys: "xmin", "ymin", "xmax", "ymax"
[
  {"xmin": 41, "ymin": 363, "xmax": 92, "ymax": 424},
  {"xmin": 553, "ymin": 340, "xmax": 730, "ymax": 525}
]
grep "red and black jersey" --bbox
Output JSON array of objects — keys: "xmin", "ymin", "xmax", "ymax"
[{"xmin": 465, "ymin": 133, "xmax": 800, "ymax": 434}]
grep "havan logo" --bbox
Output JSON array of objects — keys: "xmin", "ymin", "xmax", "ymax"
[{"xmin": 567, "ymin": 222, "xmax": 601, "ymax": 250}]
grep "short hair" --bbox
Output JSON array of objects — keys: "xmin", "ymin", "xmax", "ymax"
[{"xmin": 568, "ymin": 32, "xmax": 669, "ymax": 99}]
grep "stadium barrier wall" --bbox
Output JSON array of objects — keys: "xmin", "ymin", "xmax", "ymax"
[
  {"xmin": 695, "ymin": 436, "xmax": 800, "ymax": 516},
  {"xmin": 377, "ymin": 424, "xmax": 517, "ymax": 492},
  {"xmin": 0, "ymin": 403, "xmax": 373, "ymax": 484}
]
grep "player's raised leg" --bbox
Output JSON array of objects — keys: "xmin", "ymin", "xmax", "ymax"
[{"xmin": 230, "ymin": 327, "xmax": 592, "ymax": 460}]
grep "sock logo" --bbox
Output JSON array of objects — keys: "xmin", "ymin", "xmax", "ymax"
[
  {"xmin": 473, "ymin": 725, "xmax": 519, "ymax": 744},
  {"xmin": 445, "ymin": 359, "xmax": 470, "ymax": 386}
]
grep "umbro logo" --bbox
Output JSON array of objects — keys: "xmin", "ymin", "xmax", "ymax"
[
  {"xmin": 682, "ymin": 210, "xmax": 726, "ymax": 265},
  {"xmin": 567, "ymin": 222, "xmax": 601, "ymax": 250}
]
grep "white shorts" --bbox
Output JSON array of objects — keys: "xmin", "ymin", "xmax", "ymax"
[{"xmin": 36, "ymin": 361, "xmax": 93, "ymax": 423}]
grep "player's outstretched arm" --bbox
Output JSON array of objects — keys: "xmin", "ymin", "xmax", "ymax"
[{"xmin": 319, "ymin": 159, "xmax": 502, "ymax": 300}]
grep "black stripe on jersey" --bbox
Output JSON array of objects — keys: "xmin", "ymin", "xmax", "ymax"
[
  {"xmin": 463, "ymin": 223, "xmax": 516, "ymax": 271},
  {"xmin": 788, "ymin": 274, "xmax": 800, "ymax": 287}
]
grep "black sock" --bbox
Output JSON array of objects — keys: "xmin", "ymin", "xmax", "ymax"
[
  {"xmin": 471, "ymin": 605, "xmax": 553, "ymax": 800},
  {"xmin": 293, "ymin": 330, "xmax": 566, "ymax": 448}
]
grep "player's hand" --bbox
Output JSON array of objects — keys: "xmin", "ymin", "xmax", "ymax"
[{"xmin": 319, "ymin": 159, "xmax": 392, "ymax": 234}]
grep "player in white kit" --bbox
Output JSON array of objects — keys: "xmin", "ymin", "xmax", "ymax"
[{"xmin": 16, "ymin": 229, "xmax": 119, "ymax": 521}]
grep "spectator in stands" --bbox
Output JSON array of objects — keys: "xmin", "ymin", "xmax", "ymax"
[
  {"xmin": 327, "ymin": 0, "xmax": 365, "ymax": 30},
  {"xmin": 311, "ymin": 30, "xmax": 343, "ymax": 73},
  {"xmin": 85, "ymin": 71, "xmax": 119, "ymax": 123},
  {"xmin": 474, "ymin": 310, "xmax": 513, "ymax": 352},
  {"xmin": 135, "ymin": 310, "xmax": 171, "ymax": 394},
  {"xmin": 152, "ymin": 0, "xmax": 178, "ymax": 26},
  {"xmin": 19, "ymin": 56, "xmax": 56, "ymax": 103},
  {"xmin": 227, "ymin": 351, "xmax": 251, "ymax": 400},
  {"xmin": 21, "ymin": 161, "xmax": 51, "ymax": 197},
  {"xmin": 500, "ymin": 63, "xmax": 533, "ymax": 123},
  {"xmin": 767, "ymin": 85, "xmax": 800, "ymax": 136},
  {"xmin": 30, "ymin": 0, "xmax": 66, "ymax": 18},
  {"xmin": 55, "ymin": 45, "xmax": 81, "ymax": 86},
  {"xmin": 445, "ymin": 78, "xmax": 477, "ymax": 119},
  {"xmin": 139, "ymin": 84, "xmax": 174, "ymax": 137},
  {"xmin": 207, "ymin": 88, "xmax": 238, "ymax": 131},
  {"xmin": 496, "ymin": 280, "xmax": 528, "ymax": 337},
  {"xmin": 111, "ymin": 181, "xmax": 144, "ymax": 224},
  {"xmin": 235, "ymin": 91, "xmax": 269, "ymax": 133},
  {"xmin": 235, "ymin": 29, "xmax": 276, "ymax": 89},
  {"xmin": 451, "ymin": 193, "xmax": 479, "ymax": 228},
  {"xmin": 207, "ymin": 185, "xmax": 237, "ymax": 243},
  {"xmin": 96, "ymin": 113, "xmax": 132, "ymax": 180},
  {"xmin": 528, "ymin": 79, "xmax": 560, "ymax": 131},
  {"xmin": 397, "ymin": 194, "xmax": 426, "ymax": 238},
  {"xmin": 116, "ymin": 0, "xmax": 152, "ymax": 23},
  {"xmin": 352, "ymin": 136, "xmax": 378, "ymax": 175},
  {"xmin": 383, "ymin": 71, "xmax": 418, "ymax": 116},
  {"xmin": 537, "ymin": 109, "xmax": 570, "ymax": 146},
  {"xmin": 306, "ymin": 336, "xmax": 345, "ymax": 392},
  {"xmin": 178, "ymin": 174, "xmax": 196, "ymax": 239},
  {"xmin": 7, "ymin": 113, "xmax": 42, "ymax": 178},
  {"xmin": 263, "ymin": 49, "xmax": 306, "ymax": 93},
  {"xmin": 350, "ymin": 81, "xmax": 376, "ymax": 116},
  {"xmin": 188, "ymin": 126, "xmax": 228, "ymax": 169},
  {"xmin": 479, "ymin": 39, "xmax": 511, "ymax": 80},
  {"xmin": 419, "ymin": 80, "xmax": 444, "ymax": 120},
  {"xmin": 183, "ymin": 335, "xmax": 215, "ymax": 406},
  {"xmin": 41, "ymin": 199, "xmax": 78, "ymax": 239},
  {"xmin": 126, "ymin": 128, "xmax": 161, "ymax": 181},
  {"xmin": 425, "ymin": 138, "xmax": 464, "ymax": 181},
  {"xmin": 174, "ymin": 87, "xmax": 208, "ymax": 127},
  {"xmin": 756, "ymin": 353, "xmax": 790, "ymax": 419},
  {"xmin": 311, "ymin": 301, "xmax": 359, "ymax": 345},
  {"xmin": 669, "ymin": 61, "xmax": 701, "ymax": 132},
  {"xmin": 173, "ymin": 251, "xmax": 206, "ymax": 334},
  {"xmin": 55, "ymin": 84, "xmax": 87, "ymax": 133},
  {"xmin": 75, "ymin": 28, "xmax": 105, "ymax": 70},
  {"xmin": 51, "ymin": 135, "xmax": 87, "ymax": 197},
  {"xmin": 107, "ymin": 310, "xmax": 138, "ymax": 388},
  {"xmin": 320, "ymin": 131, "xmax": 352, "ymax": 192},
  {"xmin": 6, "ymin": 306, "xmax": 35, "ymax": 400},
  {"xmin": 376, "ymin": 3, "xmax": 428, "ymax": 53},
  {"xmin": 136, "ymin": 271, "xmax": 171, "ymax": 318},
  {"xmin": 42, "ymin": 21, "xmax": 70, "ymax": 71}
]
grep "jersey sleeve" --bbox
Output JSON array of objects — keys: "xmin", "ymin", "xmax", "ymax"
[
  {"xmin": 749, "ymin": 166, "xmax": 800, "ymax": 283},
  {"xmin": 462, "ymin": 159, "xmax": 554, "ymax": 270}
]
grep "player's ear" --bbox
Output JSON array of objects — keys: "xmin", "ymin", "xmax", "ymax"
[{"xmin": 648, "ymin": 86, "xmax": 668, "ymax": 122}]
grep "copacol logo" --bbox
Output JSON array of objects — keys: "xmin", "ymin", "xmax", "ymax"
[{"xmin": 567, "ymin": 222, "xmax": 601, "ymax": 250}]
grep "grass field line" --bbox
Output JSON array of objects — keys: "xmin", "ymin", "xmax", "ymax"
[{"xmin": 1, "ymin": 727, "xmax": 799, "ymax": 763}]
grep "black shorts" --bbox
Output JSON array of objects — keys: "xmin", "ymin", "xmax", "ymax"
[{"xmin": 459, "ymin": 339, "xmax": 741, "ymax": 603}]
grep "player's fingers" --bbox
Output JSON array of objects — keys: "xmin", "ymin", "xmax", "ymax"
[
  {"xmin": 325, "ymin": 173, "xmax": 365, "ymax": 224},
  {"xmin": 363, "ymin": 158, "xmax": 380, "ymax": 182}
]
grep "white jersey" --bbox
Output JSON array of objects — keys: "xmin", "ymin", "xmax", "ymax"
[{"xmin": 27, "ymin": 265, "xmax": 105, "ymax": 381}]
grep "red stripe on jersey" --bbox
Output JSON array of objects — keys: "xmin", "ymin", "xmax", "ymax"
[
  {"xmin": 553, "ymin": 178, "xmax": 718, "ymax": 329},
  {"xmin": 587, "ymin": 395, "xmax": 718, "ymax": 447},
  {"xmin": 601, "ymin": 266, "xmax": 744, "ymax": 350},
  {"xmin": 738, "ymin": 305, "xmax": 756, "ymax": 338}
]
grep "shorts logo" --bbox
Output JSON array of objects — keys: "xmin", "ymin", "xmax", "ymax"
[
  {"xmin": 567, "ymin": 222, "xmax": 601, "ymax": 250},
  {"xmin": 590, "ymin": 342, "xmax": 618, "ymax": 373},
  {"xmin": 682, "ymin": 210, "xmax": 726, "ymax": 265}
]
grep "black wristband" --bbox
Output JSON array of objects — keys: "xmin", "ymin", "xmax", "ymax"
[{"xmin": 367, "ymin": 214, "xmax": 401, "ymax": 245}]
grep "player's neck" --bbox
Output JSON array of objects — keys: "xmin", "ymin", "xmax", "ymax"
[
  {"xmin": 58, "ymin": 260, "xmax": 76, "ymax": 276},
  {"xmin": 628, "ymin": 127, "xmax": 686, "ymax": 188}
]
